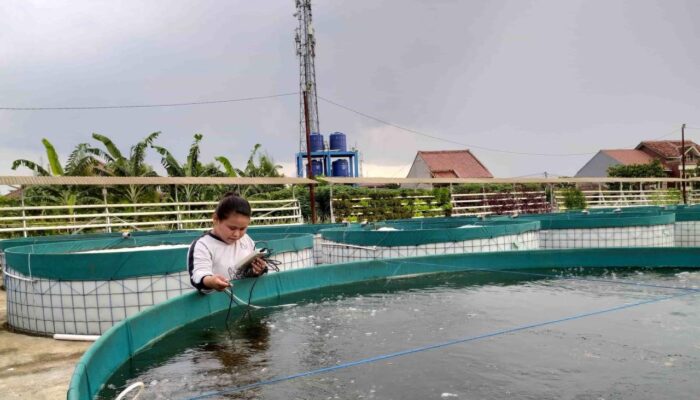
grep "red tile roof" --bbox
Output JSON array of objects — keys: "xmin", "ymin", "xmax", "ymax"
[
  {"xmin": 636, "ymin": 140, "xmax": 700, "ymax": 159},
  {"xmin": 432, "ymin": 170, "xmax": 459, "ymax": 178},
  {"xmin": 417, "ymin": 150, "xmax": 493, "ymax": 178},
  {"xmin": 601, "ymin": 149, "xmax": 656, "ymax": 165}
]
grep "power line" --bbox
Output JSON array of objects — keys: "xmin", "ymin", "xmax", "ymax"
[
  {"xmin": 0, "ymin": 92, "xmax": 298, "ymax": 111},
  {"xmin": 509, "ymin": 171, "xmax": 548, "ymax": 178},
  {"xmin": 318, "ymin": 95, "xmax": 596, "ymax": 157},
  {"xmin": 390, "ymin": 164, "xmax": 411, "ymax": 178},
  {"xmin": 652, "ymin": 127, "xmax": 680, "ymax": 140}
]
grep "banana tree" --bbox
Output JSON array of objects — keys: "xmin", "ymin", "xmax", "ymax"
[
  {"xmin": 230, "ymin": 143, "xmax": 284, "ymax": 197},
  {"xmin": 11, "ymin": 139, "xmax": 101, "ymax": 222},
  {"xmin": 90, "ymin": 132, "xmax": 161, "ymax": 204},
  {"xmin": 12, "ymin": 138, "xmax": 64, "ymax": 176},
  {"xmin": 153, "ymin": 133, "xmax": 222, "ymax": 203}
]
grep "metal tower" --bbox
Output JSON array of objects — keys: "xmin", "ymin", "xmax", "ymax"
[{"xmin": 295, "ymin": 0, "xmax": 320, "ymax": 153}]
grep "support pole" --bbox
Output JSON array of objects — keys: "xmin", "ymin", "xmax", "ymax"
[
  {"xmin": 303, "ymin": 90, "xmax": 317, "ymax": 223},
  {"xmin": 20, "ymin": 185, "xmax": 27, "ymax": 238},
  {"xmin": 102, "ymin": 186, "xmax": 111, "ymax": 233},
  {"xmin": 329, "ymin": 184, "xmax": 335, "ymax": 223},
  {"xmin": 682, "ymin": 123, "xmax": 687, "ymax": 204},
  {"xmin": 174, "ymin": 185, "xmax": 183, "ymax": 230}
]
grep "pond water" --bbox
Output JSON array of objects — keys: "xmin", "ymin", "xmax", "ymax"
[{"xmin": 99, "ymin": 269, "xmax": 700, "ymax": 400}]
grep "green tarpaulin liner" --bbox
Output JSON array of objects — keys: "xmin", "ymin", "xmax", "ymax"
[
  {"xmin": 0, "ymin": 229, "xmax": 198, "ymax": 252},
  {"xmin": 5, "ymin": 232, "xmax": 313, "ymax": 281},
  {"xmin": 321, "ymin": 220, "xmax": 540, "ymax": 247}
]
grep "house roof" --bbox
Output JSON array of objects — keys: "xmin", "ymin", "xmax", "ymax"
[
  {"xmin": 601, "ymin": 149, "xmax": 656, "ymax": 165},
  {"xmin": 431, "ymin": 170, "xmax": 459, "ymax": 178},
  {"xmin": 416, "ymin": 150, "xmax": 493, "ymax": 178},
  {"xmin": 3, "ymin": 187, "xmax": 23, "ymax": 200},
  {"xmin": 636, "ymin": 140, "xmax": 700, "ymax": 159}
]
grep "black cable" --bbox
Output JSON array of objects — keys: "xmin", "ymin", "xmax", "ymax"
[
  {"xmin": 0, "ymin": 92, "xmax": 298, "ymax": 111},
  {"xmin": 317, "ymin": 95, "xmax": 595, "ymax": 157},
  {"xmin": 224, "ymin": 247, "xmax": 281, "ymax": 324},
  {"xmin": 224, "ymin": 290, "xmax": 241, "ymax": 324}
]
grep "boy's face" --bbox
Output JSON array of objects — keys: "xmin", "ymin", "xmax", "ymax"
[{"xmin": 213, "ymin": 213, "xmax": 250, "ymax": 244}]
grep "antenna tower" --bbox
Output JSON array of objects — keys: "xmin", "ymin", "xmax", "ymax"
[{"xmin": 295, "ymin": 0, "xmax": 320, "ymax": 153}]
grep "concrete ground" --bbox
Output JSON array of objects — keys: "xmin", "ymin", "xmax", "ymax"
[{"xmin": 0, "ymin": 289, "xmax": 91, "ymax": 399}]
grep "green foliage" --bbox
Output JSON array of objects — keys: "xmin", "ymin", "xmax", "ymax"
[
  {"xmin": 234, "ymin": 143, "xmax": 284, "ymax": 197},
  {"xmin": 90, "ymin": 132, "xmax": 161, "ymax": 204},
  {"xmin": 0, "ymin": 194, "xmax": 19, "ymax": 207},
  {"xmin": 562, "ymin": 188, "xmax": 587, "ymax": 210},
  {"xmin": 607, "ymin": 160, "xmax": 666, "ymax": 178},
  {"xmin": 41, "ymin": 138, "xmax": 64, "ymax": 176},
  {"xmin": 4, "ymin": 134, "xmax": 294, "ymax": 235},
  {"xmin": 11, "ymin": 159, "xmax": 50, "ymax": 176},
  {"xmin": 452, "ymin": 183, "xmax": 543, "ymax": 194},
  {"xmin": 153, "ymin": 134, "xmax": 224, "ymax": 202},
  {"xmin": 12, "ymin": 138, "xmax": 68, "ymax": 177},
  {"xmin": 249, "ymin": 186, "xmax": 456, "ymax": 223},
  {"xmin": 648, "ymin": 188, "xmax": 682, "ymax": 205},
  {"xmin": 306, "ymin": 187, "xmax": 450, "ymax": 222},
  {"xmin": 215, "ymin": 156, "xmax": 238, "ymax": 177}
]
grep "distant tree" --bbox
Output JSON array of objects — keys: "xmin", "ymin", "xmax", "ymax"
[
  {"xmin": 606, "ymin": 160, "xmax": 667, "ymax": 191},
  {"xmin": 607, "ymin": 160, "xmax": 666, "ymax": 178}
]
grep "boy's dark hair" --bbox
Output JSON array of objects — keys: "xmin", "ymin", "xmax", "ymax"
[{"xmin": 215, "ymin": 192, "xmax": 252, "ymax": 220}]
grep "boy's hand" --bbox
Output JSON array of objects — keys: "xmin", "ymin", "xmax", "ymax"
[
  {"xmin": 203, "ymin": 274, "xmax": 231, "ymax": 291},
  {"xmin": 250, "ymin": 257, "xmax": 267, "ymax": 276}
]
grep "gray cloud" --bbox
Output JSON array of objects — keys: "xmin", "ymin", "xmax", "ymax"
[{"xmin": 1, "ymin": 0, "xmax": 699, "ymax": 180}]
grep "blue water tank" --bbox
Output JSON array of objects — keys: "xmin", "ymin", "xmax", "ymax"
[
  {"xmin": 308, "ymin": 159, "xmax": 323, "ymax": 177},
  {"xmin": 332, "ymin": 159, "xmax": 349, "ymax": 177},
  {"xmin": 310, "ymin": 133, "xmax": 324, "ymax": 152},
  {"xmin": 329, "ymin": 132, "xmax": 347, "ymax": 151}
]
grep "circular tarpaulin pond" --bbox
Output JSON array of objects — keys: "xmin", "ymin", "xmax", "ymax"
[
  {"xmin": 69, "ymin": 247, "xmax": 700, "ymax": 400},
  {"xmin": 3, "ymin": 232, "xmax": 313, "ymax": 335}
]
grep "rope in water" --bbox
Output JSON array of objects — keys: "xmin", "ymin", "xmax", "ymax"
[{"xmin": 186, "ymin": 288, "xmax": 698, "ymax": 399}]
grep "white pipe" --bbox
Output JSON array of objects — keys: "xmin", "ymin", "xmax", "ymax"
[
  {"xmin": 53, "ymin": 333, "xmax": 100, "ymax": 342},
  {"xmin": 115, "ymin": 381, "xmax": 144, "ymax": 400},
  {"xmin": 2, "ymin": 269, "xmax": 37, "ymax": 283},
  {"xmin": 322, "ymin": 242, "xmax": 379, "ymax": 251}
]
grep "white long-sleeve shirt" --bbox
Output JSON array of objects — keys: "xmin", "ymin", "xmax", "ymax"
[{"xmin": 187, "ymin": 231, "xmax": 256, "ymax": 292}]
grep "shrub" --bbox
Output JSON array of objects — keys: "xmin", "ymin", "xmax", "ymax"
[{"xmin": 563, "ymin": 188, "xmax": 587, "ymax": 210}]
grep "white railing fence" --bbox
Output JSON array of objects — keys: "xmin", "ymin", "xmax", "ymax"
[
  {"xmin": 4, "ymin": 177, "xmax": 700, "ymax": 237},
  {"xmin": 553, "ymin": 188, "xmax": 689, "ymax": 210},
  {"xmin": 0, "ymin": 198, "xmax": 303, "ymax": 237}
]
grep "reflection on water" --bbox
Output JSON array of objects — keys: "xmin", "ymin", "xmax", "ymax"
[{"xmin": 99, "ymin": 269, "xmax": 700, "ymax": 400}]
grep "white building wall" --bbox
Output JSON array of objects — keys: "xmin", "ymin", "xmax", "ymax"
[{"xmin": 575, "ymin": 151, "xmax": 620, "ymax": 177}]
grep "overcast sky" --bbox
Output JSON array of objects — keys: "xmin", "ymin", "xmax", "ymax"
[{"xmin": 2, "ymin": 0, "xmax": 699, "ymax": 183}]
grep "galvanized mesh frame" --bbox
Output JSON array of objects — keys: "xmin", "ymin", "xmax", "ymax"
[
  {"xmin": 539, "ymin": 224, "xmax": 675, "ymax": 249},
  {"xmin": 322, "ymin": 231, "xmax": 539, "ymax": 264}
]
